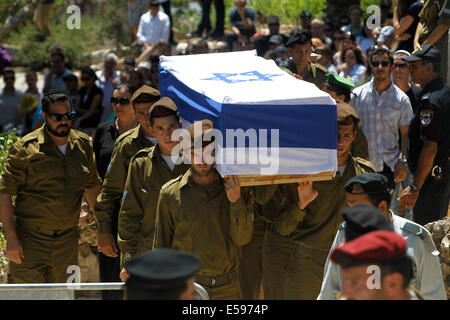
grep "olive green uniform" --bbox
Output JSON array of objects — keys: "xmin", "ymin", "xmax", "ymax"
[
  {"xmin": 118, "ymin": 144, "xmax": 188, "ymax": 265},
  {"xmin": 94, "ymin": 125, "xmax": 154, "ymax": 235},
  {"xmin": 0, "ymin": 126, "xmax": 101, "ymax": 283},
  {"xmin": 153, "ymin": 169, "xmax": 253, "ymax": 300},
  {"xmin": 418, "ymin": 0, "xmax": 450, "ymax": 82},
  {"xmin": 302, "ymin": 61, "xmax": 328, "ymax": 89},
  {"xmin": 274, "ymin": 157, "xmax": 375, "ymax": 300}
]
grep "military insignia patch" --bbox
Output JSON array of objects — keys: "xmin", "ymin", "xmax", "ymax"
[{"xmin": 420, "ymin": 110, "xmax": 433, "ymax": 127}]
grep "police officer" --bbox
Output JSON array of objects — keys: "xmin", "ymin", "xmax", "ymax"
[
  {"xmin": 258, "ymin": 102, "xmax": 375, "ymax": 300},
  {"xmin": 118, "ymin": 97, "xmax": 189, "ymax": 280},
  {"xmin": 319, "ymin": 173, "xmax": 446, "ymax": 300},
  {"xmin": 153, "ymin": 120, "xmax": 253, "ymax": 300},
  {"xmin": 322, "ymin": 73, "xmax": 369, "ymax": 161},
  {"xmin": 125, "ymin": 248, "xmax": 202, "ymax": 300},
  {"xmin": 94, "ymin": 85, "xmax": 160, "ymax": 259},
  {"xmin": 0, "ymin": 90, "xmax": 102, "ymax": 283},
  {"xmin": 399, "ymin": 45, "xmax": 450, "ymax": 225},
  {"xmin": 330, "ymin": 230, "xmax": 421, "ymax": 300},
  {"xmin": 285, "ymin": 29, "xmax": 328, "ymax": 89}
]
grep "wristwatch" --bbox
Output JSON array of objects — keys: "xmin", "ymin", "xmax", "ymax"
[
  {"xmin": 409, "ymin": 183, "xmax": 420, "ymax": 192},
  {"xmin": 399, "ymin": 158, "xmax": 408, "ymax": 165}
]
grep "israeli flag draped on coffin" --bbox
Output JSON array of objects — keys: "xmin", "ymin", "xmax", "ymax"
[{"xmin": 159, "ymin": 50, "xmax": 337, "ymax": 176}]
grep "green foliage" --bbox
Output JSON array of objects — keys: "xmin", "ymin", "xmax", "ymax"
[
  {"xmin": 0, "ymin": 131, "xmax": 20, "ymax": 268},
  {"xmin": 6, "ymin": 8, "xmax": 111, "ymax": 70}
]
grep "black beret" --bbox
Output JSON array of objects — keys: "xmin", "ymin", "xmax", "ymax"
[
  {"xmin": 344, "ymin": 173, "xmax": 390, "ymax": 194},
  {"xmin": 125, "ymin": 248, "xmax": 202, "ymax": 291},
  {"xmin": 342, "ymin": 204, "xmax": 394, "ymax": 241},
  {"xmin": 286, "ymin": 30, "xmax": 312, "ymax": 47}
]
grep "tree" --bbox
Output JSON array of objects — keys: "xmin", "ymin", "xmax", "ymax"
[{"xmin": 0, "ymin": 0, "xmax": 43, "ymax": 42}]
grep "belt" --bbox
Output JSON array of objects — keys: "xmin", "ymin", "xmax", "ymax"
[
  {"xmin": 16, "ymin": 219, "xmax": 75, "ymax": 237},
  {"xmin": 195, "ymin": 270, "xmax": 239, "ymax": 288}
]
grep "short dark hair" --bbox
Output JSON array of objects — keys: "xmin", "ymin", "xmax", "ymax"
[
  {"xmin": 51, "ymin": 50, "xmax": 65, "ymax": 61},
  {"xmin": 366, "ymin": 190, "xmax": 392, "ymax": 209},
  {"xmin": 149, "ymin": 107, "xmax": 180, "ymax": 127},
  {"xmin": 378, "ymin": 255, "xmax": 414, "ymax": 288},
  {"xmin": 2, "ymin": 67, "xmax": 15, "ymax": 77},
  {"xmin": 338, "ymin": 115, "xmax": 358, "ymax": 133},
  {"xmin": 369, "ymin": 46, "xmax": 393, "ymax": 65},
  {"xmin": 328, "ymin": 82, "xmax": 351, "ymax": 103},
  {"xmin": 41, "ymin": 90, "xmax": 71, "ymax": 113}
]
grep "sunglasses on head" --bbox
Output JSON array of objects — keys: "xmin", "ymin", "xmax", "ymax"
[
  {"xmin": 394, "ymin": 62, "xmax": 408, "ymax": 69},
  {"xmin": 371, "ymin": 60, "xmax": 390, "ymax": 67},
  {"xmin": 110, "ymin": 96, "xmax": 130, "ymax": 106},
  {"xmin": 47, "ymin": 112, "xmax": 77, "ymax": 122}
]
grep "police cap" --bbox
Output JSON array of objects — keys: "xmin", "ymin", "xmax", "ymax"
[
  {"xmin": 402, "ymin": 44, "xmax": 440, "ymax": 62},
  {"xmin": 342, "ymin": 204, "xmax": 394, "ymax": 241}
]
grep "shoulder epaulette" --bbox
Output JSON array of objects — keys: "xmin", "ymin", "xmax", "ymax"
[
  {"xmin": 314, "ymin": 63, "xmax": 328, "ymax": 74},
  {"xmin": 116, "ymin": 127, "xmax": 138, "ymax": 144},
  {"xmin": 353, "ymin": 156, "xmax": 376, "ymax": 171},
  {"xmin": 73, "ymin": 129, "xmax": 91, "ymax": 142},
  {"xmin": 420, "ymin": 93, "xmax": 431, "ymax": 101},
  {"xmin": 401, "ymin": 221, "xmax": 427, "ymax": 239},
  {"xmin": 161, "ymin": 175, "xmax": 183, "ymax": 191}
]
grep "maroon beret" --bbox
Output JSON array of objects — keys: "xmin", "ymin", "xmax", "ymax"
[{"xmin": 330, "ymin": 230, "xmax": 406, "ymax": 268}]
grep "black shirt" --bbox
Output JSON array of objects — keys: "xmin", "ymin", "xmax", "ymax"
[
  {"xmin": 397, "ymin": 2, "xmax": 424, "ymax": 53},
  {"xmin": 93, "ymin": 119, "xmax": 119, "ymax": 180},
  {"xmin": 408, "ymin": 77, "xmax": 450, "ymax": 174},
  {"xmin": 78, "ymin": 84, "xmax": 103, "ymax": 128},
  {"xmin": 405, "ymin": 83, "xmax": 422, "ymax": 114}
]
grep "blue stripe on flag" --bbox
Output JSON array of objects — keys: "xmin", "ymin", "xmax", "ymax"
[{"xmin": 160, "ymin": 65, "xmax": 337, "ymax": 150}]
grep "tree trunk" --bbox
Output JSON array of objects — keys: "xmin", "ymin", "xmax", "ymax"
[
  {"xmin": 0, "ymin": 0, "xmax": 44, "ymax": 42},
  {"xmin": 325, "ymin": 0, "xmax": 360, "ymax": 29}
]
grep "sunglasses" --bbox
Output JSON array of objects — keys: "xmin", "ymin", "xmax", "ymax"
[
  {"xmin": 371, "ymin": 60, "xmax": 390, "ymax": 67},
  {"xmin": 394, "ymin": 62, "xmax": 408, "ymax": 69},
  {"xmin": 110, "ymin": 96, "xmax": 130, "ymax": 106},
  {"xmin": 47, "ymin": 112, "xmax": 77, "ymax": 122}
]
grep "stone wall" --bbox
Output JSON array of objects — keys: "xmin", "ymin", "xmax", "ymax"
[{"xmin": 424, "ymin": 217, "xmax": 450, "ymax": 299}]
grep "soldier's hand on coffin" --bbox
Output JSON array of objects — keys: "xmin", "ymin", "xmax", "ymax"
[
  {"xmin": 293, "ymin": 74, "xmax": 303, "ymax": 81},
  {"xmin": 297, "ymin": 181, "xmax": 318, "ymax": 210},
  {"xmin": 98, "ymin": 233, "xmax": 119, "ymax": 257},
  {"xmin": 120, "ymin": 267, "xmax": 130, "ymax": 282},
  {"xmin": 224, "ymin": 175, "xmax": 241, "ymax": 203}
]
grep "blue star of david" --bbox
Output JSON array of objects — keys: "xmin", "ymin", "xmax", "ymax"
[{"xmin": 202, "ymin": 71, "xmax": 283, "ymax": 83}]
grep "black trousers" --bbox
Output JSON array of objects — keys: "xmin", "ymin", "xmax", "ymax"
[
  {"xmin": 161, "ymin": 1, "xmax": 174, "ymax": 43},
  {"xmin": 413, "ymin": 162, "xmax": 450, "ymax": 226},
  {"xmin": 379, "ymin": 162, "xmax": 396, "ymax": 191},
  {"xmin": 98, "ymin": 206, "xmax": 123, "ymax": 300}
]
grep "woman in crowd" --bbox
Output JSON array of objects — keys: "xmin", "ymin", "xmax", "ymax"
[
  {"xmin": 73, "ymin": 66, "xmax": 103, "ymax": 134},
  {"xmin": 92, "ymin": 83, "xmax": 137, "ymax": 300},
  {"xmin": 393, "ymin": 0, "xmax": 424, "ymax": 52},
  {"xmin": 339, "ymin": 46, "xmax": 367, "ymax": 86}
]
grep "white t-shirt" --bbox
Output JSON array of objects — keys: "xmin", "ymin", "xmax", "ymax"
[{"xmin": 58, "ymin": 143, "xmax": 68, "ymax": 156}]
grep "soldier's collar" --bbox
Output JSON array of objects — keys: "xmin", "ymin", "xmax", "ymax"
[{"xmin": 180, "ymin": 169, "xmax": 192, "ymax": 188}]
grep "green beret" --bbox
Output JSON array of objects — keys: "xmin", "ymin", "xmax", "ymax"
[{"xmin": 326, "ymin": 73, "xmax": 355, "ymax": 91}]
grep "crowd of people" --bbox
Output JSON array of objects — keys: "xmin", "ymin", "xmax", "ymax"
[{"xmin": 0, "ymin": 0, "xmax": 449, "ymax": 301}]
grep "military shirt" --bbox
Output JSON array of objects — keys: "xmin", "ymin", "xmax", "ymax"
[
  {"xmin": 407, "ymin": 77, "xmax": 450, "ymax": 174},
  {"xmin": 0, "ymin": 125, "xmax": 101, "ymax": 230},
  {"xmin": 94, "ymin": 125, "xmax": 154, "ymax": 234},
  {"xmin": 318, "ymin": 211, "xmax": 447, "ymax": 300},
  {"xmin": 118, "ymin": 144, "xmax": 189, "ymax": 263},
  {"xmin": 419, "ymin": 0, "xmax": 450, "ymax": 41},
  {"xmin": 153, "ymin": 169, "xmax": 253, "ymax": 277},
  {"xmin": 272, "ymin": 157, "xmax": 375, "ymax": 251},
  {"xmin": 301, "ymin": 61, "xmax": 328, "ymax": 89}
]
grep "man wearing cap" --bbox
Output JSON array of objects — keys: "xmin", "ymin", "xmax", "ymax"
[
  {"xmin": 399, "ymin": 45, "xmax": 450, "ymax": 226},
  {"xmin": 414, "ymin": 0, "xmax": 450, "ymax": 82},
  {"xmin": 318, "ymin": 172, "xmax": 446, "ymax": 300},
  {"xmin": 258, "ymin": 102, "xmax": 375, "ymax": 300},
  {"xmin": 331, "ymin": 230, "xmax": 420, "ymax": 300},
  {"xmin": 117, "ymin": 97, "xmax": 189, "ymax": 279},
  {"xmin": 154, "ymin": 120, "xmax": 253, "ymax": 300},
  {"xmin": 350, "ymin": 46, "xmax": 413, "ymax": 192},
  {"xmin": 0, "ymin": 90, "xmax": 102, "ymax": 283},
  {"xmin": 285, "ymin": 29, "xmax": 328, "ymax": 89},
  {"xmin": 322, "ymin": 73, "xmax": 369, "ymax": 161},
  {"xmin": 125, "ymin": 248, "xmax": 201, "ymax": 300},
  {"xmin": 377, "ymin": 26, "xmax": 396, "ymax": 50},
  {"xmin": 94, "ymin": 85, "xmax": 160, "ymax": 260},
  {"xmin": 136, "ymin": 0, "xmax": 171, "ymax": 51}
]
